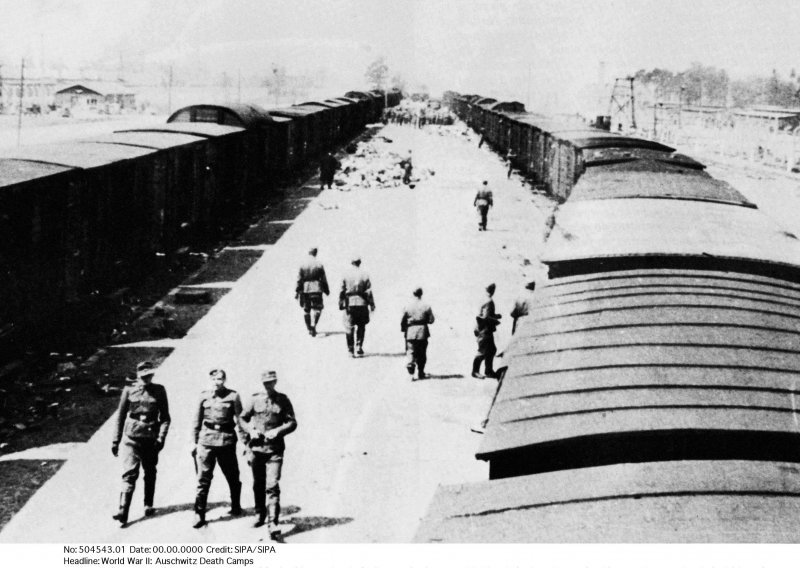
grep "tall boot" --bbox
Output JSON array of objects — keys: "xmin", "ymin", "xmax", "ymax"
[
  {"xmin": 193, "ymin": 495, "xmax": 207, "ymax": 528},
  {"xmin": 355, "ymin": 326, "xmax": 365, "ymax": 356},
  {"xmin": 303, "ymin": 313, "xmax": 313, "ymax": 334},
  {"xmin": 267, "ymin": 503, "xmax": 280, "ymax": 537},
  {"xmin": 312, "ymin": 310, "xmax": 322, "ymax": 335},
  {"xmin": 112, "ymin": 491, "xmax": 133, "ymax": 526},
  {"xmin": 229, "ymin": 481, "xmax": 242, "ymax": 516},
  {"xmin": 471, "ymin": 356, "xmax": 484, "ymax": 379},
  {"xmin": 143, "ymin": 475, "xmax": 156, "ymax": 517}
]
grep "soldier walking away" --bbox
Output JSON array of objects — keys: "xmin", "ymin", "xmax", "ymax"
[
  {"xmin": 510, "ymin": 281, "xmax": 537, "ymax": 335},
  {"xmin": 401, "ymin": 150, "xmax": 413, "ymax": 185},
  {"xmin": 240, "ymin": 370, "xmax": 297, "ymax": 540},
  {"xmin": 474, "ymin": 181, "xmax": 493, "ymax": 231},
  {"xmin": 296, "ymin": 247, "xmax": 330, "ymax": 337},
  {"xmin": 401, "ymin": 288, "xmax": 435, "ymax": 380},
  {"xmin": 191, "ymin": 368, "xmax": 244, "ymax": 528},
  {"xmin": 472, "ymin": 283, "xmax": 502, "ymax": 379},
  {"xmin": 319, "ymin": 151, "xmax": 340, "ymax": 190},
  {"xmin": 339, "ymin": 256, "xmax": 375, "ymax": 357},
  {"xmin": 111, "ymin": 361, "xmax": 170, "ymax": 526},
  {"xmin": 478, "ymin": 127, "xmax": 486, "ymax": 148}
]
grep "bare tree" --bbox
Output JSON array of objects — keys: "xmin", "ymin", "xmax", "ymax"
[{"xmin": 365, "ymin": 56, "xmax": 389, "ymax": 91}]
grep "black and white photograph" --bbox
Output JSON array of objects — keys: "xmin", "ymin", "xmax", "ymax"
[{"xmin": 0, "ymin": 0, "xmax": 799, "ymax": 564}]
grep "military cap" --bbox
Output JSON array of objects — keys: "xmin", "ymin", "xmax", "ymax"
[
  {"xmin": 136, "ymin": 361, "xmax": 155, "ymax": 376},
  {"xmin": 209, "ymin": 368, "xmax": 226, "ymax": 379},
  {"xmin": 261, "ymin": 370, "xmax": 278, "ymax": 383}
]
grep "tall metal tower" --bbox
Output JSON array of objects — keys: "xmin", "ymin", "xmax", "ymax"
[{"xmin": 608, "ymin": 76, "xmax": 636, "ymax": 131}]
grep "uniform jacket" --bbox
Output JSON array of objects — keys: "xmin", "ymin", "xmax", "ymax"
[
  {"xmin": 241, "ymin": 390, "xmax": 297, "ymax": 454},
  {"xmin": 475, "ymin": 295, "xmax": 500, "ymax": 339},
  {"xmin": 193, "ymin": 387, "xmax": 243, "ymax": 447},
  {"xmin": 113, "ymin": 382, "xmax": 170, "ymax": 444},
  {"xmin": 296, "ymin": 256, "xmax": 330, "ymax": 295},
  {"xmin": 340, "ymin": 266, "xmax": 375, "ymax": 309},
  {"xmin": 474, "ymin": 188, "xmax": 493, "ymax": 208},
  {"xmin": 401, "ymin": 299, "xmax": 435, "ymax": 340},
  {"xmin": 320, "ymin": 154, "xmax": 340, "ymax": 176}
]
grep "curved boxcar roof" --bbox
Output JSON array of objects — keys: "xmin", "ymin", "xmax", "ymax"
[
  {"xmin": 541, "ymin": 198, "xmax": 800, "ymax": 275},
  {"xmin": 117, "ymin": 123, "xmax": 244, "ymax": 138},
  {"xmin": 478, "ymin": 269, "xmax": 800, "ymax": 468},
  {"xmin": 79, "ymin": 131, "xmax": 205, "ymax": 150},
  {"xmin": 569, "ymin": 163, "xmax": 753, "ymax": 207},
  {"xmin": 0, "ymin": 141, "xmax": 155, "ymax": 169},
  {"xmin": 489, "ymin": 101, "xmax": 526, "ymax": 113},
  {"xmin": 583, "ymin": 147, "xmax": 704, "ymax": 169},
  {"xmin": 167, "ymin": 103, "xmax": 275, "ymax": 128},
  {"xmin": 344, "ymin": 91, "xmax": 374, "ymax": 100},
  {"xmin": 0, "ymin": 158, "xmax": 74, "ymax": 187},
  {"xmin": 416, "ymin": 460, "xmax": 800, "ymax": 542}
]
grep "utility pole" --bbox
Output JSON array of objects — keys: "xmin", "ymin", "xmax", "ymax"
[
  {"xmin": 167, "ymin": 65, "xmax": 173, "ymax": 114},
  {"xmin": 17, "ymin": 58, "xmax": 24, "ymax": 146}
]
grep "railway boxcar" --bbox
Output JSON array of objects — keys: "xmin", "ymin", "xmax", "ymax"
[
  {"xmin": 167, "ymin": 103, "xmax": 293, "ymax": 181},
  {"xmin": 0, "ymin": 160, "xmax": 80, "ymax": 345},
  {"xmin": 1, "ymin": 142, "xmax": 159, "ymax": 294},
  {"xmin": 417, "ymin": 460, "xmax": 800, "ymax": 542},
  {"xmin": 542, "ymin": 197, "xmax": 800, "ymax": 280},
  {"xmin": 118, "ymin": 123, "xmax": 253, "ymax": 244}
]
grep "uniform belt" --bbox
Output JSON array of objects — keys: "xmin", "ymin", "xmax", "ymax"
[
  {"xmin": 407, "ymin": 321, "xmax": 427, "ymax": 326},
  {"xmin": 129, "ymin": 413, "xmax": 155, "ymax": 422},
  {"xmin": 203, "ymin": 421, "xmax": 234, "ymax": 432}
]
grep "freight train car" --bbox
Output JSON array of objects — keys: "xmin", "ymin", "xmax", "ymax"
[
  {"xmin": 421, "ymin": 92, "xmax": 800, "ymax": 542},
  {"xmin": 0, "ymin": 90, "xmax": 399, "ymax": 354}
]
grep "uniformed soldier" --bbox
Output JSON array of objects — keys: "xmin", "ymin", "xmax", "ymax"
[
  {"xmin": 191, "ymin": 368, "xmax": 244, "ymax": 528},
  {"xmin": 510, "ymin": 281, "xmax": 537, "ymax": 334},
  {"xmin": 319, "ymin": 152, "xmax": 340, "ymax": 190},
  {"xmin": 506, "ymin": 148, "xmax": 517, "ymax": 179},
  {"xmin": 111, "ymin": 361, "xmax": 170, "ymax": 526},
  {"xmin": 296, "ymin": 247, "xmax": 330, "ymax": 337},
  {"xmin": 473, "ymin": 181, "xmax": 493, "ymax": 231},
  {"xmin": 400, "ymin": 288, "xmax": 435, "ymax": 380},
  {"xmin": 339, "ymin": 256, "xmax": 375, "ymax": 357},
  {"xmin": 240, "ymin": 370, "xmax": 297, "ymax": 539},
  {"xmin": 472, "ymin": 283, "xmax": 502, "ymax": 379}
]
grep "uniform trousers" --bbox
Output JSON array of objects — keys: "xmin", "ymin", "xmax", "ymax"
[
  {"xmin": 473, "ymin": 333, "xmax": 497, "ymax": 376},
  {"xmin": 120, "ymin": 437, "xmax": 159, "ymax": 504},
  {"xmin": 344, "ymin": 306, "xmax": 369, "ymax": 353},
  {"xmin": 476, "ymin": 205, "xmax": 489, "ymax": 229},
  {"xmin": 251, "ymin": 452, "xmax": 283, "ymax": 521},
  {"xmin": 405, "ymin": 339, "xmax": 428, "ymax": 374},
  {"xmin": 194, "ymin": 444, "xmax": 240, "ymax": 511}
]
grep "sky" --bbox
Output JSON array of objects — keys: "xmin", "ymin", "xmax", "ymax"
[{"xmin": 1, "ymin": 0, "xmax": 799, "ymax": 113}]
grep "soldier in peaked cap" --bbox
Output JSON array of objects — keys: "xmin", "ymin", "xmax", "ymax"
[
  {"xmin": 111, "ymin": 361, "xmax": 171, "ymax": 526},
  {"xmin": 296, "ymin": 247, "xmax": 330, "ymax": 337},
  {"xmin": 472, "ymin": 283, "xmax": 502, "ymax": 379},
  {"xmin": 339, "ymin": 255, "xmax": 375, "ymax": 357},
  {"xmin": 400, "ymin": 287, "xmax": 435, "ymax": 380},
  {"xmin": 473, "ymin": 181, "xmax": 493, "ymax": 231},
  {"xmin": 240, "ymin": 370, "xmax": 297, "ymax": 539},
  {"xmin": 191, "ymin": 368, "xmax": 244, "ymax": 528}
]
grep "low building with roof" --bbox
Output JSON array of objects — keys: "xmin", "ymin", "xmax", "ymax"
[{"xmin": 54, "ymin": 81, "xmax": 136, "ymax": 111}]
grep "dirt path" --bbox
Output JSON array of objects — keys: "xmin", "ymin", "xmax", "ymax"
[{"xmin": 0, "ymin": 124, "xmax": 555, "ymax": 543}]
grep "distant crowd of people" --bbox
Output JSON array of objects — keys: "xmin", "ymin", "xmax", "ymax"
[{"xmin": 384, "ymin": 106, "xmax": 454, "ymax": 127}]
